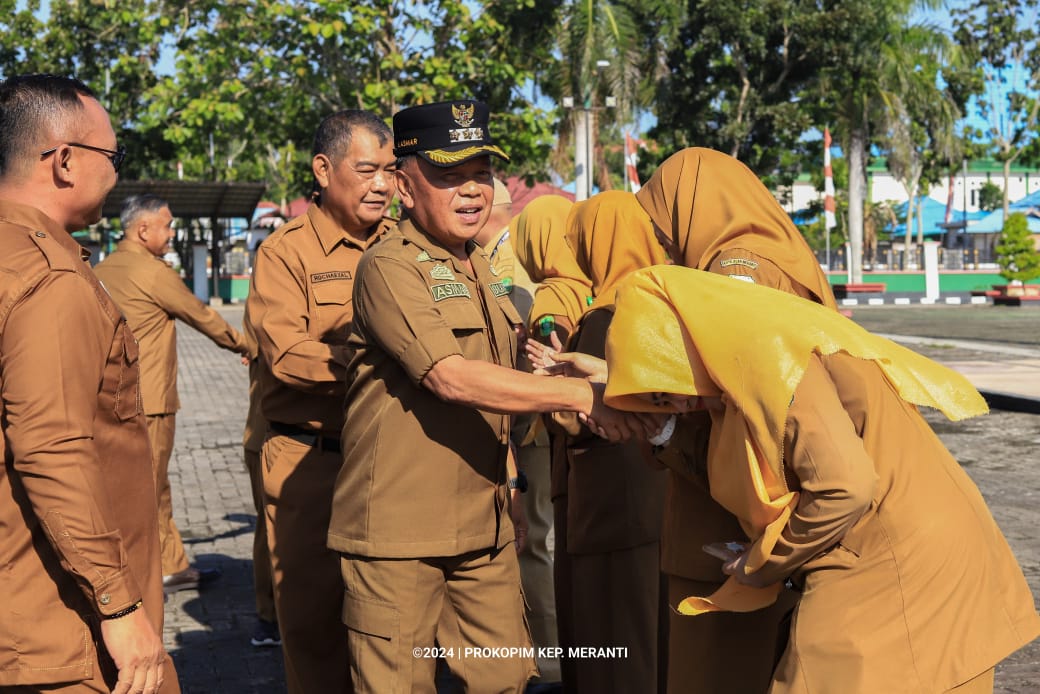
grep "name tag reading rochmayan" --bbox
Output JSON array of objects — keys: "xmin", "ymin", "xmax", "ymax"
[
  {"xmin": 489, "ymin": 282, "xmax": 510, "ymax": 297},
  {"xmin": 719, "ymin": 258, "xmax": 759, "ymax": 270},
  {"xmin": 311, "ymin": 271, "xmax": 353, "ymax": 283},
  {"xmin": 431, "ymin": 282, "xmax": 471, "ymax": 302}
]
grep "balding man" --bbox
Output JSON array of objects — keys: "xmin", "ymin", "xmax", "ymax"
[{"xmin": 0, "ymin": 73, "xmax": 178, "ymax": 693}]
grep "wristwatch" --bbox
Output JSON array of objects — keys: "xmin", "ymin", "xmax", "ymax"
[{"xmin": 507, "ymin": 470, "xmax": 528, "ymax": 493}]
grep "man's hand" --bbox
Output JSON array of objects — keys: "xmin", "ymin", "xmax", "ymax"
[
  {"xmin": 100, "ymin": 607, "xmax": 166, "ymax": 694},
  {"xmin": 581, "ymin": 382, "xmax": 667, "ymax": 442}
]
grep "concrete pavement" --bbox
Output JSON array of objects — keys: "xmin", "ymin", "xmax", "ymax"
[{"xmin": 159, "ymin": 304, "xmax": 1039, "ymax": 693}]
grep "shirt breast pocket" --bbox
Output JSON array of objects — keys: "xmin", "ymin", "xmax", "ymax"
[
  {"xmin": 447, "ymin": 302, "xmax": 488, "ymax": 338},
  {"xmin": 312, "ymin": 280, "xmax": 353, "ymax": 341},
  {"xmin": 114, "ymin": 323, "xmax": 143, "ymax": 421}
]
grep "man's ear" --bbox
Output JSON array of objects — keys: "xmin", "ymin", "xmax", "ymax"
[
  {"xmin": 312, "ymin": 154, "xmax": 331, "ymax": 189},
  {"xmin": 52, "ymin": 145, "xmax": 74, "ymax": 185},
  {"xmin": 395, "ymin": 168, "xmax": 415, "ymax": 209}
]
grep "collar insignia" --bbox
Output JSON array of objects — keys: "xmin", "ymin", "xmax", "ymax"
[
  {"xmin": 430, "ymin": 264, "xmax": 456, "ymax": 281},
  {"xmin": 416, "ymin": 250, "xmax": 433, "ymax": 262}
]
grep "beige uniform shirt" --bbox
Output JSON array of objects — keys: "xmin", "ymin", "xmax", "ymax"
[
  {"xmin": 95, "ymin": 240, "xmax": 247, "ymax": 415},
  {"xmin": 328, "ymin": 218, "xmax": 523, "ymax": 558},
  {"xmin": 0, "ymin": 201, "xmax": 163, "ymax": 686},
  {"xmin": 246, "ymin": 204, "xmax": 391, "ymax": 433}
]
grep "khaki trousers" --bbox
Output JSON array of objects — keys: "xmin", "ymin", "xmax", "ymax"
[
  {"xmin": 262, "ymin": 433, "xmax": 351, "ymax": 694},
  {"xmin": 669, "ymin": 576, "xmax": 797, "ymax": 694},
  {"xmin": 340, "ymin": 545, "xmax": 536, "ymax": 694},
  {"xmin": 145, "ymin": 414, "xmax": 188, "ymax": 576},
  {"xmin": 243, "ymin": 447, "xmax": 276, "ymax": 622},
  {"xmin": 516, "ymin": 443, "xmax": 561, "ymax": 684}
]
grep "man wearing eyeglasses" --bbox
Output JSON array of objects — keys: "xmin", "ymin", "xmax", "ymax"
[
  {"xmin": 0, "ymin": 74, "xmax": 178, "ymax": 693},
  {"xmin": 245, "ymin": 109, "xmax": 397, "ymax": 693},
  {"xmin": 95, "ymin": 194, "xmax": 251, "ymax": 595}
]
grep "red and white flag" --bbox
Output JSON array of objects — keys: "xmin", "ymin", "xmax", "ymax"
[
  {"xmin": 823, "ymin": 128, "xmax": 836, "ymax": 230},
  {"xmin": 624, "ymin": 132, "xmax": 643, "ymax": 193}
]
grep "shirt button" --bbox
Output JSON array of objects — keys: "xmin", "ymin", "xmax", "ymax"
[
  {"xmin": 35, "ymin": 231, "xmax": 46, "ymax": 238},
  {"xmin": 99, "ymin": 593, "xmax": 111, "ymax": 605}
]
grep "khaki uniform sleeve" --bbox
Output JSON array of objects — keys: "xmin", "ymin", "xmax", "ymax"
[
  {"xmin": 1, "ymin": 272, "xmax": 142, "ymax": 614},
  {"xmin": 750, "ymin": 355, "xmax": 877, "ymax": 584},
  {"xmin": 654, "ymin": 410, "xmax": 712, "ymax": 486},
  {"xmin": 354, "ymin": 255, "xmax": 462, "ymax": 385},
  {"xmin": 248, "ymin": 243, "xmax": 349, "ymax": 394},
  {"xmin": 152, "ymin": 264, "xmax": 248, "ymax": 354}
]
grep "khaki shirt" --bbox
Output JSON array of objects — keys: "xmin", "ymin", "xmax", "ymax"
[
  {"xmin": 0, "ymin": 200, "xmax": 163, "ymax": 686},
  {"xmin": 95, "ymin": 239, "xmax": 247, "ymax": 415},
  {"xmin": 328, "ymin": 218, "xmax": 523, "ymax": 558},
  {"xmin": 246, "ymin": 204, "xmax": 391, "ymax": 433}
]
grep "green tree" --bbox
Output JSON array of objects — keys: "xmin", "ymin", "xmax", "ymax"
[
  {"xmin": 875, "ymin": 23, "xmax": 965, "ymax": 248},
  {"xmin": 995, "ymin": 212, "xmax": 1040, "ymax": 282},
  {"xmin": 954, "ymin": 0, "xmax": 1040, "ymax": 217},
  {"xmin": 978, "ymin": 181, "xmax": 1004, "ymax": 212},
  {"xmin": 650, "ymin": 0, "xmax": 823, "ymax": 185},
  {"xmin": 813, "ymin": 0, "xmax": 944, "ymax": 284}
]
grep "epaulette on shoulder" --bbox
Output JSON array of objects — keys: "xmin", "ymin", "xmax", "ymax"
[{"xmin": 28, "ymin": 229, "xmax": 78, "ymax": 272}]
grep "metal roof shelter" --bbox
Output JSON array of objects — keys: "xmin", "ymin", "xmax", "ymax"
[
  {"xmin": 100, "ymin": 180, "xmax": 266, "ymax": 302},
  {"xmin": 102, "ymin": 180, "xmax": 266, "ymax": 220}
]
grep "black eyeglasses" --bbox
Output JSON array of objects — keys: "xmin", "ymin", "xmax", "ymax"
[{"xmin": 40, "ymin": 142, "xmax": 127, "ymax": 173}]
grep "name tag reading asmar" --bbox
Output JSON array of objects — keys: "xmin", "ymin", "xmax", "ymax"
[{"xmin": 431, "ymin": 282, "xmax": 472, "ymax": 302}]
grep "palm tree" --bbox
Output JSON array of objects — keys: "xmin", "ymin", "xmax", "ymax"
[
  {"xmin": 553, "ymin": 0, "xmax": 680, "ymax": 196},
  {"xmin": 817, "ymin": 0, "xmax": 943, "ymax": 283}
]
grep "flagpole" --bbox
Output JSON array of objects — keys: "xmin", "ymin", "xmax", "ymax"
[{"xmin": 823, "ymin": 127, "xmax": 836, "ymax": 271}]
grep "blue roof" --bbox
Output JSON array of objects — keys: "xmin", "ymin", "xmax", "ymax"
[
  {"xmin": 889, "ymin": 197, "xmax": 988, "ymax": 238},
  {"xmin": 969, "ymin": 190, "xmax": 1040, "ymax": 234}
]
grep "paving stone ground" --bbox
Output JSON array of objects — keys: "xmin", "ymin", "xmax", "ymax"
[{"xmin": 162, "ymin": 304, "xmax": 1039, "ymax": 693}]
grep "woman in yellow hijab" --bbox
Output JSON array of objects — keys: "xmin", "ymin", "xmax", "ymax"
[
  {"xmin": 602, "ymin": 266, "xmax": 1040, "ymax": 694},
  {"xmin": 635, "ymin": 146, "xmax": 836, "ymax": 309},
  {"xmin": 634, "ymin": 146, "xmax": 833, "ymax": 692},
  {"xmin": 511, "ymin": 194, "xmax": 591, "ymax": 344},
  {"xmin": 562, "ymin": 191, "xmax": 669, "ymax": 693}
]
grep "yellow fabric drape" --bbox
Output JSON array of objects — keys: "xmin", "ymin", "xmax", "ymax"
[
  {"xmin": 635, "ymin": 147, "xmax": 837, "ymax": 310},
  {"xmin": 510, "ymin": 195, "xmax": 591, "ymax": 328},
  {"xmin": 570, "ymin": 190, "xmax": 668, "ymax": 310},
  {"xmin": 603, "ymin": 266, "xmax": 988, "ymax": 613}
]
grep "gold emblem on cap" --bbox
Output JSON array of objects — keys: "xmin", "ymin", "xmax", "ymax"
[{"xmin": 452, "ymin": 103, "xmax": 475, "ymax": 127}]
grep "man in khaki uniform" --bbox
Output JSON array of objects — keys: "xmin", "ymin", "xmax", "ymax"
[
  {"xmin": 328, "ymin": 100, "xmax": 651, "ymax": 693},
  {"xmin": 0, "ymin": 73, "xmax": 177, "ymax": 693},
  {"xmin": 95, "ymin": 193, "xmax": 250, "ymax": 593},
  {"xmin": 246, "ymin": 109, "xmax": 397, "ymax": 694}
]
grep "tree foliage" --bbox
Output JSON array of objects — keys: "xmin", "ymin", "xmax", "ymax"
[{"xmin": 995, "ymin": 212, "xmax": 1040, "ymax": 281}]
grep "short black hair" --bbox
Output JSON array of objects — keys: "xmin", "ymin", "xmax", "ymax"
[
  {"xmin": 312, "ymin": 110, "xmax": 392, "ymax": 163},
  {"xmin": 0, "ymin": 74, "xmax": 96, "ymax": 179}
]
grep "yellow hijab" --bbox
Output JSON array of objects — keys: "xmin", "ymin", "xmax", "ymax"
[
  {"xmin": 571, "ymin": 191, "xmax": 668, "ymax": 311},
  {"xmin": 604, "ymin": 266, "xmax": 988, "ymax": 612},
  {"xmin": 635, "ymin": 147, "xmax": 837, "ymax": 310},
  {"xmin": 510, "ymin": 195, "xmax": 591, "ymax": 328}
]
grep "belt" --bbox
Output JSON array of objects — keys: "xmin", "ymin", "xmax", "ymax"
[{"xmin": 269, "ymin": 421, "xmax": 341, "ymax": 454}]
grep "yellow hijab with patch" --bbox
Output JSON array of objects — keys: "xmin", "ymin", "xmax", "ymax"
[
  {"xmin": 510, "ymin": 195, "xmax": 591, "ymax": 328},
  {"xmin": 571, "ymin": 191, "xmax": 668, "ymax": 311},
  {"xmin": 635, "ymin": 147, "xmax": 837, "ymax": 310},
  {"xmin": 604, "ymin": 266, "xmax": 988, "ymax": 613}
]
